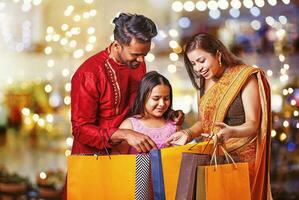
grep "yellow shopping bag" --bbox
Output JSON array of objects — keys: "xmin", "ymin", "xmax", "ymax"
[
  {"xmin": 67, "ymin": 154, "xmax": 151, "ymax": 200},
  {"xmin": 153, "ymin": 142, "xmax": 213, "ymax": 200}
]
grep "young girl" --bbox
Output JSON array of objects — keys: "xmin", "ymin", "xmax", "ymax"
[{"xmin": 117, "ymin": 71, "xmax": 180, "ymax": 154}]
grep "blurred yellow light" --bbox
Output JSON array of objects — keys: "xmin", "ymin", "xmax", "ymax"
[
  {"xmin": 24, "ymin": 117, "xmax": 32, "ymax": 125},
  {"xmin": 288, "ymin": 88, "xmax": 294, "ymax": 94},
  {"xmin": 218, "ymin": 0, "xmax": 229, "ymax": 10},
  {"xmin": 268, "ymin": 0, "xmax": 277, "ymax": 6},
  {"xmin": 33, "ymin": 114, "xmax": 39, "ymax": 122},
  {"xmin": 169, "ymin": 53, "xmax": 179, "ymax": 61},
  {"xmin": 70, "ymin": 40, "xmax": 77, "ymax": 48},
  {"xmin": 280, "ymin": 74, "xmax": 288, "ymax": 82},
  {"xmin": 168, "ymin": 64, "xmax": 177, "ymax": 73},
  {"xmin": 70, "ymin": 27, "xmax": 80, "ymax": 35},
  {"xmin": 47, "ymin": 59, "xmax": 55, "ymax": 68},
  {"xmin": 66, "ymin": 137, "xmax": 74, "ymax": 147},
  {"xmin": 73, "ymin": 15, "xmax": 81, "ymax": 22},
  {"xmin": 84, "ymin": 0, "xmax": 93, "ymax": 4},
  {"xmin": 266, "ymin": 70, "xmax": 273, "ymax": 77},
  {"xmin": 169, "ymin": 29, "xmax": 179, "ymax": 38},
  {"xmin": 22, "ymin": 108, "xmax": 30, "ymax": 116},
  {"xmin": 87, "ymin": 27, "xmax": 95, "ymax": 35},
  {"xmin": 184, "ymin": 1, "xmax": 195, "ymax": 12},
  {"xmin": 207, "ymin": 0, "xmax": 218, "ymax": 10},
  {"xmin": 46, "ymin": 114, "xmax": 54, "ymax": 123},
  {"xmin": 40, "ymin": 172, "xmax": 47, "ymax": 179},
  {"xmin": 38, "ymin": 119, "xmax": 45, "ymax": 127},
  {"xmin": 283, "ymin": 120, "xmax": 289, "ymax": 127},
  {"xmin": 196, "ymin": 0, "xmax": 207, "ymax": 11},
  {"xmin": 243, "ymin": 0, "xmax": 254, "ymax": 8},
  {"xmin": 271, "ymin": 130, "xmax": 276, "ymax": 137},
  {"xmin": 88, "ymin": 36, "xmax": 96, "ymax": 43},
  {"xmin": 45, "ymin": 35, "xmax": 52, "ymax": 42},
  {"xmin": 291, "ymin": 100, "xmax": 296, "ymax": 106},
  {"xmin": 231, "ymin": 0, "xmax": 241, "ymax": 9},
  {"xmin": 85, "ymin": 44, "xmax": 94, "ymax": 52},
  {"xmin": 255, "ymin": 0, "xmax": 265, "ymax": 8},
  {"xmin": 65, "ymin": 149, "xmax": 71, "ymax": 157},
  {"xmin": 73, "ymin": 49, "xmax": 84, "ymax": 59},
  {"xmin": 44, "ymin": 47, "xmax": 52, "ymax": 55},
  {"xmin": 173, "ymin": 46, "xmax": 182, "ymax": 54},
  {"xmin": 172, "ymin": 1, "xmax": 184, "ymax": 12},
  {"xmin": 60, "ymin": 38, "xmax": 68, "ymax": 46},
  {"xmin": 62, "ymin": 68, "xmax": 70, "ymax": 77},
  {"xmin": 279, "ymin": 133, "xmax": 287, "ymax": 141},
  {"xmin": 89, "ymin": 9, "xmax": 97, "ymax": 16},
  {"xmin": 294, "ymin": 110, "xmax": 299, "ymax": 117},
  {"xmin": 297, "ymin": 123, "xmax": 299, "ymax": 129},
  {"xmin": 46, "ymin": 26, "xmax": 54, "ymax": 34},
  {"xmin": 282, "ymin": 89, "xmax": 288, "ymax": 96},
  {"xmin": 53, "ymin": 34, "xmax": 60, "ymax": 41},
  {"xmin": 283, "ymin": 64, "xmax": 289, "ymax": 70},
  {"xmin": 44, "ymin": 84, "xmax": 52, "ymax": 93},
  {"xmin": 65, "ymin": 83, "xmax": 72, "ymax": 92},
  {"xmin": 61, "ymin": 24, "xmax": 69, "ymax": 31},
  {"xmin": 169, "ymin": 40, "xmax": 179, "ymax": 49},
  {"xmin": 64, "ymin": 96, "xmax": 71, "ymax": 105},
  {"xmin": 145, "ymin": 53, "xmax": 155, "ymax": 62}
]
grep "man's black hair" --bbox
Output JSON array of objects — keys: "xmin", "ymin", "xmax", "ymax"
[{"xmin": 112, "ymin": 13, "xmax": 157, "ymax": 45}]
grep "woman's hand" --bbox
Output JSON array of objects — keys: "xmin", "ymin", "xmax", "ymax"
[
  {"xmin": 214, "ymin": 122, "xmax": 234, "ymax": 143},
  {"xmin": 164, "ymin": 131, "xmax": 189, "ymax": 146}
]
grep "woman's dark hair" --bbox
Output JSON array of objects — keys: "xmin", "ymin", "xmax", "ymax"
[
  {"xmin": 184, "ymin": 33, "xmax": 244, "ymax": 90},
  {"xmin": 131, "ymin": 71, "xmax": 173, "ymax": 119},
  {"xmin": 112, "ymin": 13, "xmax": 157, "ymax": 45}
]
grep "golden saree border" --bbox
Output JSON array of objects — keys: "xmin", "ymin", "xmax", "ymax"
[{"xmin": 199, "ymin": 65, "xmax": 272, "ymax": 199}]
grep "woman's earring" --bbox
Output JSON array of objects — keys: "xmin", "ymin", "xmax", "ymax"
[{"xmin": 218, "ymin": 57, "xmax": 222, "ymax": 68}]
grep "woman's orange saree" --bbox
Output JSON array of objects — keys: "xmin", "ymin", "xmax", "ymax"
[{"xmin": 199, "ymin": 65, "xmax": 272, "ymax": 200}]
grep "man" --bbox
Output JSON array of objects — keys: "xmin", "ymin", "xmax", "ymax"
[{"xmin": 71, "ymin": 13, "xmax": 182, "ymax": 155}]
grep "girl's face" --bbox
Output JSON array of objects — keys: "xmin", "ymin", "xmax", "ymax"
[
  {"xmin": 187, "ymin": 48, "xmax": 221, "ymax": 80},
  {"xmin": 144, "ymin": 84, "xmax": 171, "ymax": 118}
]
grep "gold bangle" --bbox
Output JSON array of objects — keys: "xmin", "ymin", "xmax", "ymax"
[{"xmin": 183, "ymin": 129, "xmax": 193, "ymax": 140}]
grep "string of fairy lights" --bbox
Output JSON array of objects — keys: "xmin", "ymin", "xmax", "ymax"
[{"xmin": 1, "ymin": 0, "xmax": 298, "ymax": 158}]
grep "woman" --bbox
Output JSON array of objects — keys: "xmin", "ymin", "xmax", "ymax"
[{"xmin": 166, "ymin": 33, "xmax": 272, "ymax": 200}]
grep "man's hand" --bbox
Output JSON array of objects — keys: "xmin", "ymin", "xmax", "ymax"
[
  {"xmin": 111, "ymin": 129, "xmax": 157, "ymax": 153},
  {"xmin": 170, "ymin": 110, "xmax": 185, "ymax": 126}
]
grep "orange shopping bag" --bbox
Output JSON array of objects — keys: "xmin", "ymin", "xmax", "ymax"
[
  {"xmin": 67, "ymin": 154, "xmax": 151, "ymax": 200},
  {"xmin": 204, "ymin": 145, "xmax": 251, "ymax": 200}
]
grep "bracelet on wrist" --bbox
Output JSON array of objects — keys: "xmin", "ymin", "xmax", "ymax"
[{"xmin": 183, "ymin": 128, "xmax": 193, "ymax": 141}]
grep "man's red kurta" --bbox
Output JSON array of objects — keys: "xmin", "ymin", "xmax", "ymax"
[{"xmin": 70, "ymin": 47, "xmax": 146, "ymax": 154}]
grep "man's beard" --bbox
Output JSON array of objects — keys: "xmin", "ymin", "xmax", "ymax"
[{"xmin": 117, "ymin": 52, "xmax": 140, "ymax": 69}]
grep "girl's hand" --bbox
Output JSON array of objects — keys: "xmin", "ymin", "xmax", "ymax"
[
  {"xmin": 164, "ymin": 131, "xmax": 189, "ymax": 146},
  {"xmin": 214, "ymin": 122, "xmax": 234, "ymax": 143}
]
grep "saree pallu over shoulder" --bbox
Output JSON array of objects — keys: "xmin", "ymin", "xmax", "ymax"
[{"xmin": 199, "ymin": 65, "xmax": 272, "ymax": 200}]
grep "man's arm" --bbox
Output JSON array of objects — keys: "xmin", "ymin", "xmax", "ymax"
[{"xmin": 71, "ymin": 71, "xmax": 116, "ymax": 149}]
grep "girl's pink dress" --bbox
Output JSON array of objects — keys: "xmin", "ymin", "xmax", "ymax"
[{"xmin": 128, "ymin": 117, "xmax": 177, "ymax": 154}]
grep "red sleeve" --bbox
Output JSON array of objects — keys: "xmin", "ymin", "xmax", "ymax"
[{"xmin": 71, "ymin": 71, "xmax": 116, "ymax": 149}]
